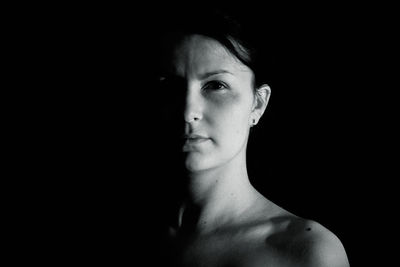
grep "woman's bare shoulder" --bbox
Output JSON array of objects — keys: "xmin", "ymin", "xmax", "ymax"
[{"xmin": 264, "ymin": 216, "xmax": 350, "ymax": 267}]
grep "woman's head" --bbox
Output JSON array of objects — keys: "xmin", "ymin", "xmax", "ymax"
[
  {"xmin": 157, "ymin": 8, "xmax": 272, "ymax": 90},
  {"xmin": 156, "ymin": 9, "xmax": 271, "ymax": 173}
]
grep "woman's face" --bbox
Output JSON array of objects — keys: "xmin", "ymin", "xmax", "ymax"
[{"xmin": 160, "ymin": 34, "xmax": 256, "ymax": 172}]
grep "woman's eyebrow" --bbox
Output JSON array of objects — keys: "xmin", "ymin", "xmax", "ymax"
[{"xmin": 199, "ymin": 70, "xmax": 233, "ymax": 79}]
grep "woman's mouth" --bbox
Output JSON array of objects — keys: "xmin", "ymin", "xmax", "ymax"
[
  {"xmin": 185, "ymin": 137, "xmax": 209, "ymax": 144},
  {"xmin": 182, "ymin": 134, "xmax": 210, "ymax": 151}
]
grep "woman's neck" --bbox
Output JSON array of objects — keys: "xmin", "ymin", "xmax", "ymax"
[{"xmin": 179, "ymin": 153, "xmax": 260, "ymax": 234}]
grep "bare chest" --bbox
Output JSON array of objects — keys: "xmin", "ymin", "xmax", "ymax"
[{"xmin": 170, "ymin": 228, "xmax": 288, "ymax": 267}]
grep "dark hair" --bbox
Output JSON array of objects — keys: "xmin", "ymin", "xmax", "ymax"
[{"xmin": 154, "ymin": 8, "xmax": 273, "ymax": 89}]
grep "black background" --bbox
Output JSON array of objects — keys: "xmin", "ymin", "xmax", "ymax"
[{"xmin": 8, "ymin": 2, "xmax": 397, "ymax": 266}]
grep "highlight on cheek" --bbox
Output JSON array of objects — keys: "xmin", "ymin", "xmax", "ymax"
[{"xmin": 208, "ymin": 89, "xmax": 241, "ymax": 106}]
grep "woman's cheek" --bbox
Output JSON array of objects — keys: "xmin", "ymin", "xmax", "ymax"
[
  {"xmin": 206, "ymin": 94, "xmax": 239, "ymax": 125},
  {"xmin": 208, "ymin": 91, "xmax": 241, "ymax": 107},
  {"xmin": 210, "ymin": 91, "xmax": 252, "ymax": 118},
  {"xmin": 207, "ymin": 92, "xmax": 251, "ymax": 133}
]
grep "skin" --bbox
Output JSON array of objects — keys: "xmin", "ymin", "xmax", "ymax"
[{"xmin": 160, "ymin": 35, "xmax": 349, "ymax": 267}]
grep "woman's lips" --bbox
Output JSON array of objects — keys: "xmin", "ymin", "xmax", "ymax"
[
  {"xmin": 185, "ymin": 137, "xmax": 209, "ymax": 144},
  {"xmin": 182, "ymin": 134, "xmax": 210, "ymax": 151},
  {"xmin": 183, "ymin": 133, "xmax": 208, "ymax": 139}
]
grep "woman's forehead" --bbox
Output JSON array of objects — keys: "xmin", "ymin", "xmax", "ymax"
[{"xmin": 168, "ymin": 34, "xmax": 250, "ymax": 77}]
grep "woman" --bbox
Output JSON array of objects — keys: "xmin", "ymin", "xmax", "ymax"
[{"xmin": 152, "ymin": 8, "xmax": 350, "ymax": 267}]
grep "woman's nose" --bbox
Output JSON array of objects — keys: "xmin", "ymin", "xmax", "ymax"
[{"xmin": 183, "ymin": 89, "xmax": 203, "ymax": 123}]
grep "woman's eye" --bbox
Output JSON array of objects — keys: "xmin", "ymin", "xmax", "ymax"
[{"xmin": 203, "ymin": 81, "xmax": 227, "ymax": 91}]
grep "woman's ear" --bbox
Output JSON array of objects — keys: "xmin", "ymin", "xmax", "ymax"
[{"xmin": 251, "ymin": 84, "xmax": 271, "ymax": 123}]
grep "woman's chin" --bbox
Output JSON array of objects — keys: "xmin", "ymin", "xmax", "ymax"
[
  {"xmin": 183, "ymin": 154, "xmax": 211, "ymax": 173},
  {"xmin": 184, "ymin": 159, "xmax": 204, "ymax": 173}
]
